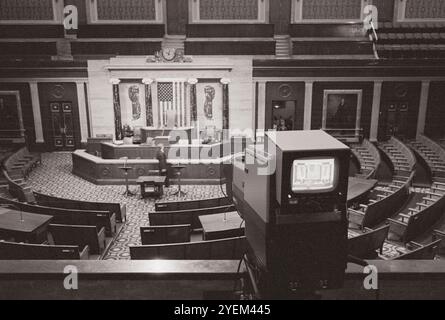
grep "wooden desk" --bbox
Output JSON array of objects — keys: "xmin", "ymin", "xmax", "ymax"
[
  {"xmin": 199, "ymin": 212, "xmax": 244, "ymax": 241},
  {"xmin": 137, "ymin": 176, "xmax": 166, "ymax": 198},
  {"xmin": 141, "ymin": 127, "xmax": 193, "ymax": 144},
  {"xmin": 347, "ymin": 177, "xmax": 378, "ymax": 204},
  {"xmin": 0, "ymin": 208, "xmax": 52, "ymax": 244}
]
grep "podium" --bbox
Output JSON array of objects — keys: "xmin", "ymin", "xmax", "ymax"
[
  {"xmin": 137, "ymin": 176, "xmax": 166, "ymax": 199},
  {"xmin": 119, "ymin": 166, "xmax": 135, "ymax": 196}
]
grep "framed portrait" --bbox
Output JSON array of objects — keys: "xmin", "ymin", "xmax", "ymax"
[{"xmin": 322, "ymin": 90, "xmax": 362, "ymax": 132}]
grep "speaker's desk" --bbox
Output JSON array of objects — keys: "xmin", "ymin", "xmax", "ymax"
[
  {"xmin": 141, "ymin": 127, "xmax": 193, "ymax": 144},
  {"xmin": 100, "ymin": 142, "xmax": 230, "ymax": 160}
]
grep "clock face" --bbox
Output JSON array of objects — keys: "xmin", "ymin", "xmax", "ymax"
[{"xmin": 162, "ymin": 48, "xmax": 176, "ymax": 61}]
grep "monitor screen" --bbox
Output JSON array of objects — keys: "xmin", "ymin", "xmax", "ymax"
[{"xmin": 291, "ymin": 158, "xmax": 336, "ymax": 192}]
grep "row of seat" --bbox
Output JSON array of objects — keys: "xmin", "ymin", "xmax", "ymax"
[
  {"xmin": 1, "ymin": 168, "xmax": 34, "ymax": 203},
  {"xmin": 388, "ymin": 134, "xmax": 445, "ymax": 250},
  {"xmin": 0, "ymin": 240, "xmax": 90, "ymax": 260},
  {"xmin": 155, "ymin": 197, "xmax": 232, "ymax": 212},
  {"xmin": 378, "ymin": 22, "xmax": 445, "ymax": 30},
  {"xmin": 151, "ymin": 197, "xmax": 235, "ymax": 230},
  {"xmin": 0, "ymin": 196, "xmax": 119, "ymax": 259},
  {"xmin": 383, "ymin": 239, "xmax": 442, "ymax": 260},
  {"xmin": 408, "ymin": 135, "xmax": 445, "ymax": 178},
  {"xmin": 379, "ymin": 137, "xmax": 416, "ymax": 174},
  {"xmin": 34, "ymin": 191, "xmax": 127, "ymax": 223},
  {"xmin": 348, "ymin": 225, "xmax": 389, "ymax": 259},
  {"xmin": 379, "ymin": 33, "xmax": 445, "ymax": 41},
  {"xmin": 130, "ymin": 236, "xmax": 247, "ymax": 260},
  {"xmin": 351, "ymin": 139, "xmax": 381, "ymax": 179},
  {"xmin": 348, "ymin": 172, "xmax": 414, "ymax": 228},
  {"xmin": 376, "ymin": 22, "xmax": 445, "ymax": 59},
  {"xmin": 388, "ymin": 181, "xmax": 445, "ymax": 243},
  {"xmin": 140, "ymin": 225, "xmax": 192, "ymax": 245},
  {"xmin": 2, "ymin": 147, "xmax": 40, "ymax": 179}
]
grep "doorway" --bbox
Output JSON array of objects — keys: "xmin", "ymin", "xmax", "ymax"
[
  {"xmin": 379, "ymin": 101, "xmax": 409, "ymax": 140},
  {"xmin": 271, "ymin": 100, "xmax": 298, "ymax": 131},
  {"xmin": 265, "ymin": 82, "xmax": 305, "ymax": 131},
  {"xmin": 49, "ymin": 102, "xmax": 75, "ymax": 150}
]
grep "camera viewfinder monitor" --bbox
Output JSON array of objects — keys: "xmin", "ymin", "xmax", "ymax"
[
  {"xmin": 264, "ymin": 130, "xmax": 350, "ymax": 215},
  {"xmin": 291, "ymin": 157, "xmax": 338, "ymax": 193}
]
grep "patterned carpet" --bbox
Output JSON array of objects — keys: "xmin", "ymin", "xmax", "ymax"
[
  {"xmin": 20, "ymin": 152, "xmax": 406, "ymax": 260},
  {"xmin": 25, "ymin": 153, "xmax": 225, "ymax": 260}
]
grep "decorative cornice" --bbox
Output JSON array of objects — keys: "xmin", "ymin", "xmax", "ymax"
[
  {"xmin": 187, "ymin": 78, "xmax": 198, "ymax": 85},
  {"xmin": 220, "ymin": 78, "xmax": 231, "ymax": 85},
  {"xmin": 109, "ymin": 78, "xmax": 121, "ymax": 85},
  {"xmin": 142, "ymin": 78, "xmax": 154, "ymax": 85}
]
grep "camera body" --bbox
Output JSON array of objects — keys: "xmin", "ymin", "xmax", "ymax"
[{"xmin": 234, "ymin": 131, "xmax": 350, "ymax": 297}]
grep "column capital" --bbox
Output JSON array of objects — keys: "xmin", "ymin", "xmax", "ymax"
[
  {"xmin": 109, "ymin": 78, "xmax": 121, "ymax": 85},
  {"xmin": 142, "ymin": 78, "xmax": 154, "ymax": 85},
  {"xmin": 187, "ymin": 78, "xmax": 198, "ymax": 85},
  {"xmin": 220, "ymin": 78, "xmax": 231, "ymax": 85}
]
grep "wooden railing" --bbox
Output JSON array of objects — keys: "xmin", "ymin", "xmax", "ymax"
[{"xmin": 1, "ymin": 260, "xmax": 445, "ymax": 299}]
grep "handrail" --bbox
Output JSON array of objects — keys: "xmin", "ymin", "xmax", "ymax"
[{"xmin": 0, "ymin": 260, "xmax": 445, "ymax": 299}]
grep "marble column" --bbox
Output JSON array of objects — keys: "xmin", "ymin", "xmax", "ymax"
[
  {"xmin": 188, "ymin": 78, "xmax": 198, "ymax": 123},
  {"xmin": 416, "ymin": 81, "xmax": 430, "ymax": 137},
  {"xmin": 370, "ymin": 81, "xmax": 382, "ymax": 142},
  {"xmin": 221, "ymin": 78, "xmax": 231, "ymax": 132},
  {"xmin": 142, "ymin": 78, "xmax": 154, "ymax": 127},
  {"xmin": 303, "ymin": 81, "xmax": 313, "ymax": 130},
  {"xmin": 29, "ymin": 81, "xmax": 44, "ymax": 143},
  {"xmin": 76, "ymin": 81, "xmax": 89, "ymax": 143},
  {"xmin": 110, "ymin": 78, "xmax": 122, "ymax": 140}
]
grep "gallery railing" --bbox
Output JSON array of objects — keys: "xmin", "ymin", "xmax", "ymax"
[{"xmin": 0, "ymin": 260, "xmax": 444, "ymax": 299}]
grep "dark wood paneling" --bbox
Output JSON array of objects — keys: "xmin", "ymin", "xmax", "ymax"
[
  {"xmin": 372, "ymin": 0, "xmax": 395, "ymax": 22},
  {"xmin": 0, "ymin": 60, "xmax": 88, "ymax": 78},
  {"xmin": 38, "ymin": 82, "xmax": 81, "ymax": 151},
  {"xmin": 76, "ymin": 25, "xmax": 165, "ymax": 38},
  {"xmin": 379, "ymin": 82, "xmax": 421, "ymax": 140},
  {"xmin": 0, "ymin": 43, "xmax": 57, "ymax": 56},
  {"xmin": 0, "ymin": 83, "xmax": 35, "ymax": 149},
  {"xmin": 71, "ymin": 42, "xmax": 162, "ymax": 55},
  {"xmin": 253, "ymin": 60, "xmax": 445, "ymax": 78},
  {"xmin": 0, "ymin": 25, "xmax": 64, "ymax": 38},
  {"xmin": 292, "ymin": 41, "xmax": 372, "ymax": 55},
  {"xmin": 265, "ymin": 82, "xmax": 305, "ymax": 130},
  {"xmin": 186, "ymin": 24, "xmax": 274, "ymax": 38},
  {"xmin": 425, "ymin": 82, "xmax": 445, "ymax": 139},
  {"xmin": 311, "ymin": 82, "xmax": 374, "ymax": 138},
  {"xmin": 72, "ymin": 152, "xmax": 223, "ymax": 185},
  {"xmin": 185, "ymin": 41, "xmax": 275, "ymax": 55},
  {"xmin": 269, "ymin": 0, "xmax": 292, "ymax": 35},
  {"xmin": 289, "ymin": 23, "xmax": 366, "ymax": 38},
  {"xmin": 167, "ymin": 0, "xmax": 188, "ymax": 35}
]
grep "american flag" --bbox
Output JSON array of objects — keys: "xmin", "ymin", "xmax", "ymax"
[{"xmin": 157, "ymin": 82, "xmax": 187, "ymax": 127}]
